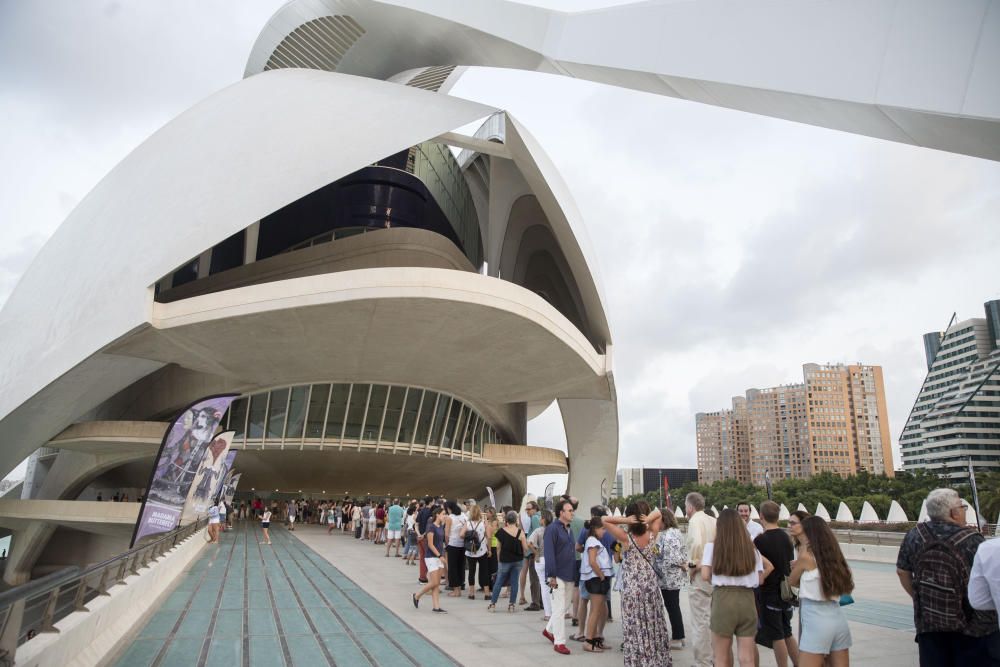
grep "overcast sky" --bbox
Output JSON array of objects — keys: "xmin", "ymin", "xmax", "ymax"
[{"xmin": 2, "ymin": 1, "xmax": 998, "ymax": 493}]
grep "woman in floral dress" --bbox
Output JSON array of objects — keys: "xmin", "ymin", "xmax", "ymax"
[
  {"xmin": 655, "ymin": 510, "xmax": 689, "ymax": 649},
  {"xmin": 603, "ymin": 501, "xmax": 672, "ymax": 667}
]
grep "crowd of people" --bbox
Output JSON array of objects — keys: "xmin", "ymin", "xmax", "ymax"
[{"xmin": 226, "ymin": 487, "xmax": 1000, "ymax": 665}]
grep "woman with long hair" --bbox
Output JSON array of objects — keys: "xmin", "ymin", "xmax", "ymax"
[
  {"xmin": 701, "ymin": 508, "xmax": 773, "ymax": 667},
  {"xmin": 654, "ymin": 509, "xmax": 688, "ymax": 649},
  {"xmin": 603, "ymin": 500, "xmax": 671, "ymax": 666},
  {"xmin": 413, "ymin": 506, "xmax": 448, "ymax": 613},
  {"xmin": 580, "ymin": 517, "xmax": 614, "ymax": 652},
  {"xmin": 488, "ymin": 510, "xmax": 530, "ymax": 612},
  {"xmin": 789, "ymin": 516, "xmax": 853, "ymax": 666},
  {"xmin": 464, "ymin": 504, "xmax": 490, "ymax": 599},
  {"xmin": 445, "ymin": 501, "xmax": 468, "ymax": 597},
  {"xmin": 788, "ymin": 510, "xmax": 809, "ymax": 552}
]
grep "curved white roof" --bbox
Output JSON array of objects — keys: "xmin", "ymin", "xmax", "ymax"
[
  {"xmin": 0, "ymin": 70, "xmax": 494, "ymax": 477},
  {"xmin": 247, "ymin": 0, "xmax": 1000, "ymax": 161}
]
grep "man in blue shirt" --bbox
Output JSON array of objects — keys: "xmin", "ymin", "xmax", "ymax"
[{"xmin": 543, "ymin": 499, "xmax": 576, "ymax": 655}]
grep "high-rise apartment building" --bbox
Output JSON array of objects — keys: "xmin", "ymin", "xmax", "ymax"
[
  {"xmin": 900, "ymin": 300, "xmax": 1000, "ymax": 480},
  {"xmin": 697, "ymin": 363, "xmax": 893, "ymax": 484},
  {"xmin": 696, "ymin": 396, "xmax": 751, "ymax": 484}
]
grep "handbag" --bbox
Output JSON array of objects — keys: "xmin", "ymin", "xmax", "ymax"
[
  {"xmin": 780, "ymin": 575, "xmax": 799, "ymax": 605},
  {"xmin": 838, "ymin": 593, "xmax": 854, "ymax": 606}
]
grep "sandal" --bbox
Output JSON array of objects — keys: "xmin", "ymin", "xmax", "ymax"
[
  {"xmin": 507, "ymin": 603, "xmax": 515, "ymax": 613},
  {"xmin": 468, "ymin": 592, "xmax": 475, "ymax": 600},
  {"xmin": 583, "ymin": 639, "xmax": 604, "ymax": 653},
  {"xmin": 487, "ymin": 603, "xmax": 496, "ymax": 612},
  {"xmin": 569, "ymin": 634, "xmax": 586, "ymax": 642}
]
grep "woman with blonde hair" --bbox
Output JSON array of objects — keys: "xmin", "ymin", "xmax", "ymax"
[
  {"xmin": 701, "ymin": 508, "xmax": 773, "ymax": 667},
  {"xmin": 463, "ymin": 504, "xmax": 490, "ymax": 599}
]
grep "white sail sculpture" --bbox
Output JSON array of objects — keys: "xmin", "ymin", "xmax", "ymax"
[
  {"xmin": 613, "ymin": 507, "xmax": 622, "ymax": 518},
  {"xmin": 918, "ymin": 499, "xmax": 929, "ymax": 522},
  {"xmin": 750, "ymin": 505, "xmax": 760, "ymax": 520},
  {"xmin": 815, "ymin": 503, "xmax": 832, "ymax": 521},
  {"xmin": 675, "ymin": 506, "xmax": 683, "ymax": 518},
  {"xmin": 778, "ymin": 504, "xmax": 790, "ymax": 520},
  {"xmin": 859, "ymin": 501, "xmax": 879, "ymax": 523},
  {"xmin": 836, "ymin": 502, "xmax": 855, "ymax": 522},
  {"xmin": 797, "ymin": 503, "xmax": 807, "ymax": 513},
  {"xmin": 887, "ymin": 500, "xmax": 909, "ymax": 523},
  {"xmin": 711, "ymin": 506, "xmax": 719, "ymax": 517},
  {"xmin": 962, "ymin": 499, "xmax": 978, "ymax": 527}
]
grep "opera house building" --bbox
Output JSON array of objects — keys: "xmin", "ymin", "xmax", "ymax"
[{"xmin": 0, "ymin": 0, "xmax": 994, "ymax": 583}]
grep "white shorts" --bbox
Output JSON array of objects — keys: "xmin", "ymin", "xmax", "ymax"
[
  {"xmin": 208, "ymin": 518, "xmax": 220, "ymax": 525},
  {"xmin": 288, "ymin": 516, "xmax": 296, "ymax": 523},
  {"xmin": 424, "ymin": 557, "xmax": 444, "ymax": 573},
  {"xmin": 387, "ymin": 530, "xmax": 401, "ymax": 540}
]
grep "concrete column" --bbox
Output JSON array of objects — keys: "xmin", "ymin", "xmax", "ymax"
[
  {"xmin": 3, "ymin": 523, "xmax": 56, "ymax": 585},
  {"xmin": 560, "ymin": 393, "xmax": 619, "ymax": 511}
]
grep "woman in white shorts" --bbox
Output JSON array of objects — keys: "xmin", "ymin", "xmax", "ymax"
[
  {"xmin": 412, "ymin": 506, "xmax": 448, "ymax": 613},
  {"xmin": 261, "ymin": 509, "xmax": 272, "ymax": 545},
  {"xmin": 790, "ymin": 516, "xmax": 853, "ymax": 666}
]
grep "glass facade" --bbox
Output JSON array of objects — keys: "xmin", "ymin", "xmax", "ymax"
[{"xmin": 224, "ymin": 383, "xmax": 502, "ymax": 457}]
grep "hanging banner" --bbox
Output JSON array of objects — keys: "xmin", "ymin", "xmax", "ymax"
[
  {"xmin": 131, "ymin": 394, "xmax": 237, "ymax": 546},
  {"xmin": 181, "ymin": 434, "xmax": 235, "ymax": 524},
  {"xmin": 223, "ymin": 472, "xmax": 242, "ymax": 505},
  {"xmin": 663, "ymin": 475, "xmax": 673, "ymax": 511},
  {"xmin": 543, "ymin": 482, "xmax": 555, "ymax": 511},
  {"xmin": 211, "ymin": 451, "xmax": 237, "ymax": 505},
  {"xmin": 486, "ymin": 486, "xmax": 496, "ymax": 510}
]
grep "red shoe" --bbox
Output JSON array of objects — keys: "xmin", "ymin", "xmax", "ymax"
[
  {"xmin": 542, "ymin": 629, "xmax": 554, "ymax": 643},
  {"xmin": 553, "ymin": 644, "xmax": 571, "ymax": 655}
]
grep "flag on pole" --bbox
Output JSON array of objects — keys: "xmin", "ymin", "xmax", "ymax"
[
  {"xmin": 486, "ymin": 486, "xmax": 496, "ymax": 510},
  {"xmin": 969, "ymin": 458, "xmax": 983, "ymax": 532},
  {"xmin": 543, "ymin": 482, "xmax": 555, "ymax": 511},
  {"xmin": 764, "ymin": 470, "xmax": 773, "ymax": 501},
  {"xmin": 663, "ymin": 475, "xmax": 673, "ymax": 511}
]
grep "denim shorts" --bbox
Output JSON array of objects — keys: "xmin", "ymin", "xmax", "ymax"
[{"xmin": 799, "ymin": 599, "xmax": 852, "ymax": 654}]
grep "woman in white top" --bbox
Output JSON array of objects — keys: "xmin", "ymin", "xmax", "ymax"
[
  {"xmin": 580, "ymin": 517, "xmax": 615, "ymax": 653},
  {"xmin": 701, "ymin": 509, "xmax": 773, "ymax": 667},
  {"xmin": 527, "ymin": 509, "xmax": 552, "ymax": 618},
  {"xmin": 462, "ymin": 504, "xmax": 490, "ymax": 599},
  {"xmin": 445, "ymin": 501, "xmax": 468, "ymax": 597},
  {"xmin": 261, "ymin": 509, "xmax": 272, "ymax": 545},
  {"xmin": 789, "ymin": 517, "xmax": 853, "ymax": 667}
]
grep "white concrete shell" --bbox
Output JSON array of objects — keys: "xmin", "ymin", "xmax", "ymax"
[
  {"xmin": 248, "ymin": 0, "xmax": 1000, "ymax": 161},
  {"xmin": 859, "ymin": 501, "xmax": 880, "ymax": 523},
  {"xmin": 0, "ymin": 71, "xmax": 495, "ymax": 477},
  {"xmin": 674, "ymin": 507, "xmax": 683, "ymax": 519},
  {"xmin": 815, "ymin": 503, "xmax": 832, "ymax": 522},
  {"xmin": 750, "ymin": 505, "xmax": 759, "ymax": 520},
  {"xmin": 778, "ymin": 504, "xmax": 790, "ymax": 521},
  {"xmin": 918, "ymin": 499, "xmax": 929, "ymax": 522},
  {"xmin": 836, "ymin": 502, "xmax": 855, "ymax": 522},
  {"xmin": 796, "ymin": 503, "xmax": 808, "ymax": 513},
  {"xmin": 887, "ymin": 500, "xmax": 909, "ymax": 523}
]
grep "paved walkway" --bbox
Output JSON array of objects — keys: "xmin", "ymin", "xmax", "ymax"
[
  {"xmin": 111, "ymin": 521, "xmax": 920, "ymax": 666},
  {"xmin": 109, "ymin": 521, "xmax": 457, "ymax": 666},
  {"xmin": 294, "ymin": 524, "xmax": 920, "ymax": 667}
]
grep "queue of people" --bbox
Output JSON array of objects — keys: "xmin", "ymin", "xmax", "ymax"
[{"xmin": 231, "ymin": 487, "xmax": 1000, "ymax": 665}]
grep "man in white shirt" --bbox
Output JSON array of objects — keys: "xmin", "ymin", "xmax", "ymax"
[
  {"xmin": 738, "ymin": 502, "xmax": 764, "ymax": 540},
  {"xmin": 686, "ymin": 492, "xmax": 717, "ymax": 667},
  {"xmin": 969, "ymin": 537, "xmax": 1000, "ymax": 631}
]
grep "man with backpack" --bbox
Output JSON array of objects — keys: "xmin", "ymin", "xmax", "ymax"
[{"xmin": 896, "ymin": 488, "xmax": 999, "ymax": 665}]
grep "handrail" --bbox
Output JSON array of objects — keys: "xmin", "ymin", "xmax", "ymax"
[{"xmin": 0, "ymin": 517, "xmax": 207, "ymax": 666}]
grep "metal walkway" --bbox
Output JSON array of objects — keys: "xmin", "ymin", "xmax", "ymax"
[{"xmin": 111, "ymin": 521, "xmax": 457, "ymax": 667}]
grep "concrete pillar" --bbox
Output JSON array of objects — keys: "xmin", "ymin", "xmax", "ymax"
[
  {"xmin": 560, "ymin": 395, "xmax": 618, "ymax": 511},
  {"xmin": 3, "ymin": 523, "xmax": 56, "ymax": 585}
]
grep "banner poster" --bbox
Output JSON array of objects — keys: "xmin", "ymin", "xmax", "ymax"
[
  {"xmin": 131, "ymin": 395, "xmax": 237, "ymax": 546},
  {"xmin": 486, "ymin": 486, "xmax": 496, "ymax": 510},
  {"xmin": 543, "ymin": 482, "xmax": 555, "ymax": 511},
  {"xmin": 211, "ymin": 451, "xmax": 238, "ymax": 505},
  {"xmin": 223, "ymin": 472, "xmax": 242, "ymax": 506},
  {"xmin": 181, "ymin": 433, "xmax": 235, "ymax": 524}
]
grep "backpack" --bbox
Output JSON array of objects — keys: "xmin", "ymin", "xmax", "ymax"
[
  {"xmin": 464, "ymin": 521, "xmax": 482, "ymax": 553},
  {"xmin": 912, "ymin": 523, "xmax": 975, "ymax": 633}
]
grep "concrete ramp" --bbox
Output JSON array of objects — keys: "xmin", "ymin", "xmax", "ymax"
[{"xmin": 0, "ymin": 500, "xmax": 139, "ymax": 537}]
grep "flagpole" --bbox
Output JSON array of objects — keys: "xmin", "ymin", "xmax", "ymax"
[{"xmin": 968, "ymin": 458, "xmax": 983, "ymax": 534}]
